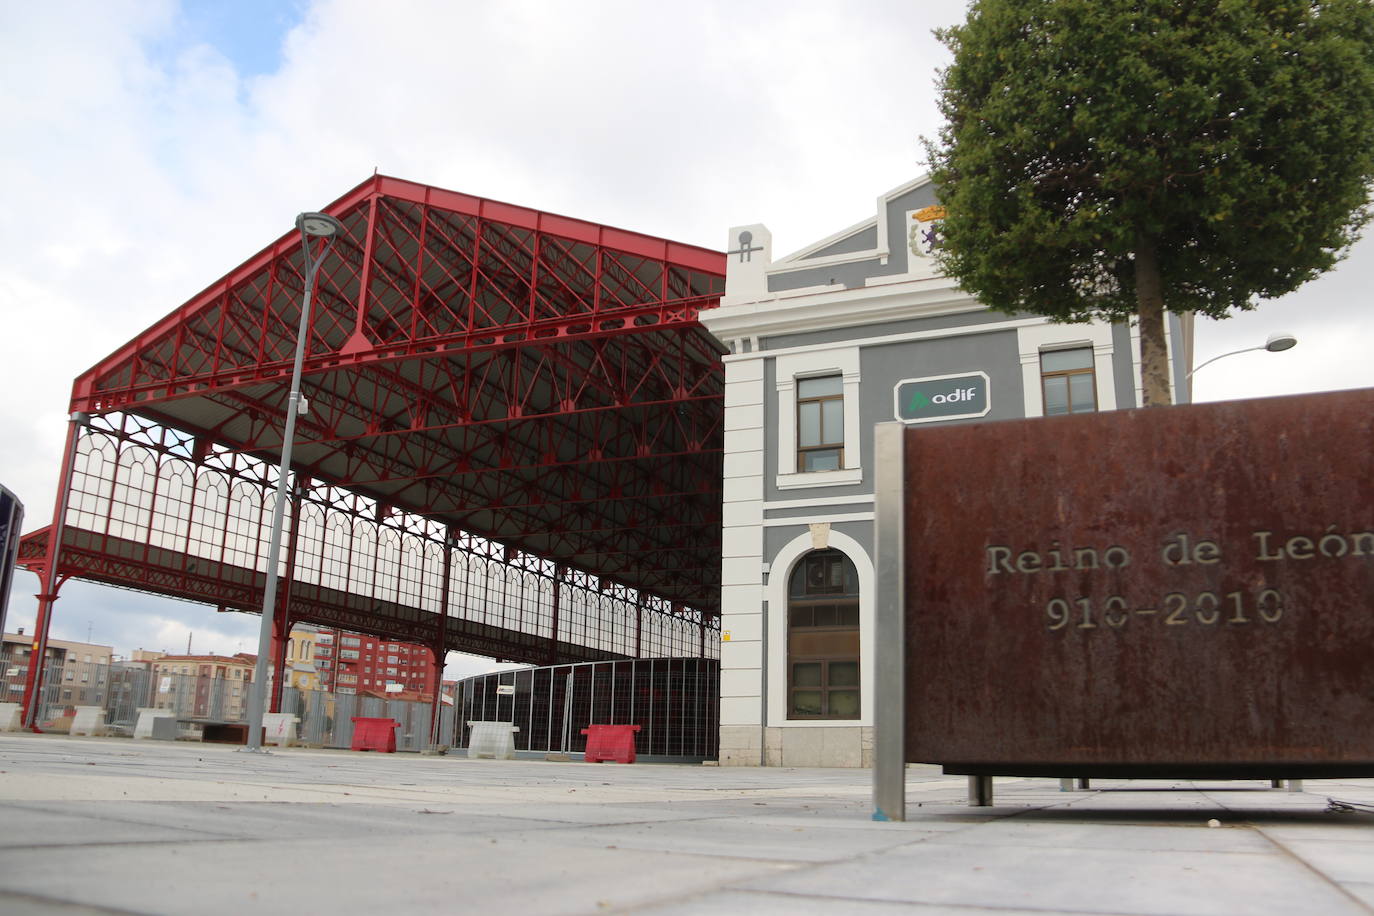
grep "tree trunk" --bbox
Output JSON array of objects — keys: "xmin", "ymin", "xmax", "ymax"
[{"xmin": 1134, "ymin": 237, "xmax": 1173, "ymax": 407}]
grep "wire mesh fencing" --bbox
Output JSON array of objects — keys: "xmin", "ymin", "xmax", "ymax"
[{"xmin": 452, "ymin": 657, "xmax": 719, "ymax": 761}]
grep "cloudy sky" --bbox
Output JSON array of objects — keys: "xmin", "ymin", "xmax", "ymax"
[{"xmin": 2, "ymin": 1, "xmax": 1371, "ymax": 677}]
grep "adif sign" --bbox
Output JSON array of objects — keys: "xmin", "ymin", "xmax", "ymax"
[{"xmin": 893, "ymin": 372, "xmax": 991, "ymax": 424}]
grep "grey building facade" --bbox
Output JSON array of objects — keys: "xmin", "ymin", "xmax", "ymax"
[{"xmin": 699, "ymin": 175, "xmax": 1192, "ymax": 767}]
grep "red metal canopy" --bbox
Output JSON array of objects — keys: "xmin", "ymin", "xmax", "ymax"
[
  {"xmin": 64, "ymin": 174, "xmax": 727, "ymax": 611},
  {"xmin": 17, "ymin": 174, "xmax": 727, "ymax": 703}
]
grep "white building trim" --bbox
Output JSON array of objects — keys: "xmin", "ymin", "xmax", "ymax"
[
  {"xmin": 773, "ymin": 347, "xmax": 863, "ymax": 491},
  {"xmin": 762, "ymin": 512, "xmax": 875, "ymax": 527},
  {"xmin": 764, "ymin": 494, "xmax": 875, "ymax": 512},
  {"xmin": 765, "ymin": 528, "xmax": 876, "ymax": 728},
  {"xmin": 1016, "ymin": 321, "xmax": 1119, "ymax": 417}
]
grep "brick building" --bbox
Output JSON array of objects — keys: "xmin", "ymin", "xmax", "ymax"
[{"xmin": 311, "ymin": 630, "xmax": 437, "ymax": 699}]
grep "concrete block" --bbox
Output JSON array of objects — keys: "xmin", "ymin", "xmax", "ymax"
[
  {"xmin": 719, "ymin": 747, "xmax": 762, "ymax": 766},
  {"xmin": 717, "ymin": 725, "xmax": 761, "ymax": 752},
  {"xmin": 821, "ymin": 727, "xmax": 863, "ymax": 768},
  {"xmin": 69, "ymin": 706, "xmax": 106, "ymax": 737},
  {"xmin": 723, "ymin": 427, "xmax": 764, "ymax": 455},
  {"xmin": 721, "ymin": 556, "xmax": 762, "ymax": 587},
  {"xmin": 0, "ymin": 702, "xmax": 22, "ymax": 731},
  {"xmin": 723, "ymin": 404, "xmax": 763, "ymax": 432},
  {"xmin": 134, "ymin": 708, "xmax": 178, "ymax": 740},
  {"xmin": 721, "ymin": 499, "xmax": 763, "ymax": 529},
  {"xmin": 719, "ymin": 639, "xmax": 761, "ymax": 671},
  {"xmin": 724, "ymin": 359, "xmax": 765, "ymax": 384},
  {"xmin": 719, "ymin": 612, "xmax": 762, "ymax": 642},
  {"xmin": 719, "ymin": 667, "xmax": 761, "ymax": 699},
  {"xmin": 724, "ymin": 380, "xmax": 764, "ymax": 408},
  {"xmin": 719, "ymin": 696, "xmax": 761, "ymax": 728},
  {"xmin": 719, "ymin": 582, "xmax": 763, "ymax": 612},
  {"xmin": 780, "ymin": 727, "xmax": 823, "ymax": 767},
  {"xmin": 721, "ymin": 526, "xmax": 761, "ymax": 559},
  {"xmin": 722, "ymin": 475, "xmax": 763, "ymax": 504},
  {"xmin": 467, "ymin": 721, "xmax": 519, "ymax": 760},
  {"xmin": 722, "ymin": 449, "xmax": 763, "ymax": 479},
  {"xmin": 263, "ymin": 713, "xmax": 299, "ymax": 747}
]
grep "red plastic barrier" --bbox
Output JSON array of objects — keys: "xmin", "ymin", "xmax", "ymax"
[
  {"xmin": 351, "ymin": 717, "xmax": 399, "ymax": 752},
  {"xmin": 581, "ymin": 723, "xmax": 641, "ymax": 763}
]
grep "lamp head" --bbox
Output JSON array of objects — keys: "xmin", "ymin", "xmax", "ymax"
[
  {"xmin": 1264, "ymin": 332, "xmax": 1298, "ymax": 353},
  {"xmin": 296, "ymin": 212, "xmax": 345, "ymax": 239}
]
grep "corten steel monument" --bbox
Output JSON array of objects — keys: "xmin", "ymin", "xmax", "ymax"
[
  {"xmin": 16, "ymin": 174, "xmax": 727, "ymax": 731},
  {"xmin": 873, "ymin": 389, "xmax": 1374, "ymax": 816}
]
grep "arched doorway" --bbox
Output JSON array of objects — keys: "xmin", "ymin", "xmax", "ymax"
[{"xmin": 786, "ymin": 548, "xmax": 860, "ymax": 719}]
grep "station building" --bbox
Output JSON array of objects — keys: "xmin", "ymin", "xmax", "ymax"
[{"xmin": 699, "ymin": 175, "xmax": 1193, "ymax": 767}]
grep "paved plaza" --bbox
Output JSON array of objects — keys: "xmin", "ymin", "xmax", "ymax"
[{"xmin": 0, "ymin": 733, "xmax": 1371, "ymax": 914}]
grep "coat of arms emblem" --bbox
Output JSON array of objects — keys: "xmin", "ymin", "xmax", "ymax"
[{"xmin": 909, "ymin": 205, "xmax": 947, "ymax": 260}]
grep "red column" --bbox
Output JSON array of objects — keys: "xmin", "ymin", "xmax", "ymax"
[
  {"xmin": 430, "ymin": 536, "xmax": 452, "ymax": 745},
  {"xmin": 269, "ymin": 609, "xmax": 289, "ymax": 714},
  {"xmin": 21, "ymin": 414, "xmax": 83, "ymax": 729},
  {"xmin": 268, "ymin": 483, "xmax": 304, "ymax": 715}
]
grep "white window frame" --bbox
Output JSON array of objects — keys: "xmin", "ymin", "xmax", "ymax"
[
  {"xmin": 774, "ymin": 348, "xmax": 862, "ymax": 490},
  {"xmin": 1017, "ymin": 321, "xmax": 1118, "ymax": 417}
]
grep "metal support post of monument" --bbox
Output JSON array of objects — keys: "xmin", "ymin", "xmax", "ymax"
[{"xmin": 872, "ymin": 422, "xmax": 906, "ymax": 821}]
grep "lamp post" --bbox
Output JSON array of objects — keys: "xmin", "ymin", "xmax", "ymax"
[
  {"xmin": 242, "ymin": 211, "xmax": 344, "ymax": 753},
  {"xmin": 1187, "ymin": 332, "xmax": 1297, "ymax": 379}
]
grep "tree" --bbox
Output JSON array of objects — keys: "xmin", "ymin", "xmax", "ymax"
[{"xmin": 927, "ymin": 0, "xmax": 1374, "ymax": 405}]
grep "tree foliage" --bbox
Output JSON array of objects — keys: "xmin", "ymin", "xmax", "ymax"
[{"xmin": 927, "ymin": 0, "xmax": 1374, "ymax": 404}]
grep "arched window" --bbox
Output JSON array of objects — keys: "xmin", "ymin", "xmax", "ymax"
[{"xmin": 787, "ymin": 548, "xmax": 860, "ymax": 719}]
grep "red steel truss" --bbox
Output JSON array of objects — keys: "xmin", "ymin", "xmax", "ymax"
[{"xmin": 17, "ymin": 175, "xmax": 725, "ymax": 727}]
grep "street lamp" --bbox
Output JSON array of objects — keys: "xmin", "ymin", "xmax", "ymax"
[
  {"xmin": 242, "ymin": 211, "xmax": 344, "ymax": 753},
  {"xmin": 1187, "ymin": 332, "xmax": 1297, "ymax": 379}
]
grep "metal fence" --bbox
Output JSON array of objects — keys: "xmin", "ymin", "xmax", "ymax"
[
  {"xmin": 453, "ymin": 657, "xmax": 719, "ymax": 761},
  {"xmin": 1, "ymin": 649, "xmax": 721, "ymax": 759},
  {"xmin": 0, "ymin": 649, "xmax": 447, "ymax": 750}
]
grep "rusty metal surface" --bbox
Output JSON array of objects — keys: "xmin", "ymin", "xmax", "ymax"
[{"xmin": 903, "ymin": 388, "xmax": 1374, "ymax": 772}]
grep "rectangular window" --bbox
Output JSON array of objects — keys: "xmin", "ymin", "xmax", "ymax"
[
  {"xmin": 1041, "ymin": 348, "xmax": 1097, "ymax": 416},
  {"xmin": 796, "ymin": 375, "xmax": 844, "ymax": 472}
]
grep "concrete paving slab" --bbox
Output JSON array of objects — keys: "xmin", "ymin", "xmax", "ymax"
[
  {"xmin": 0, "ymin": 802, "xmax": 229, "ymax": 848},
  {"xmin": 932, "ymin": 819, "xmax": 1276, "ymax": 854},
  {"xmin": 0, "ymin": 831, "xmax": 797, "ymax": 916},
  {"xmin": 1347, "ymin": 882, "xmax": 1374, "ymax": 910},
  {"xmin": 498, "ymin": 814, "xmax": 948, "ymax": 863},
  {"xmin": 1, "ymin": 734, "xmax": 1371, "ymax": 915},
  {"xmin": 739, "ymin": 841, "xmax": 1368, "ymax": 915},
  {"xmin": 636, "ymin": 888, "xmax": 1109, "ymax": 914}
]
